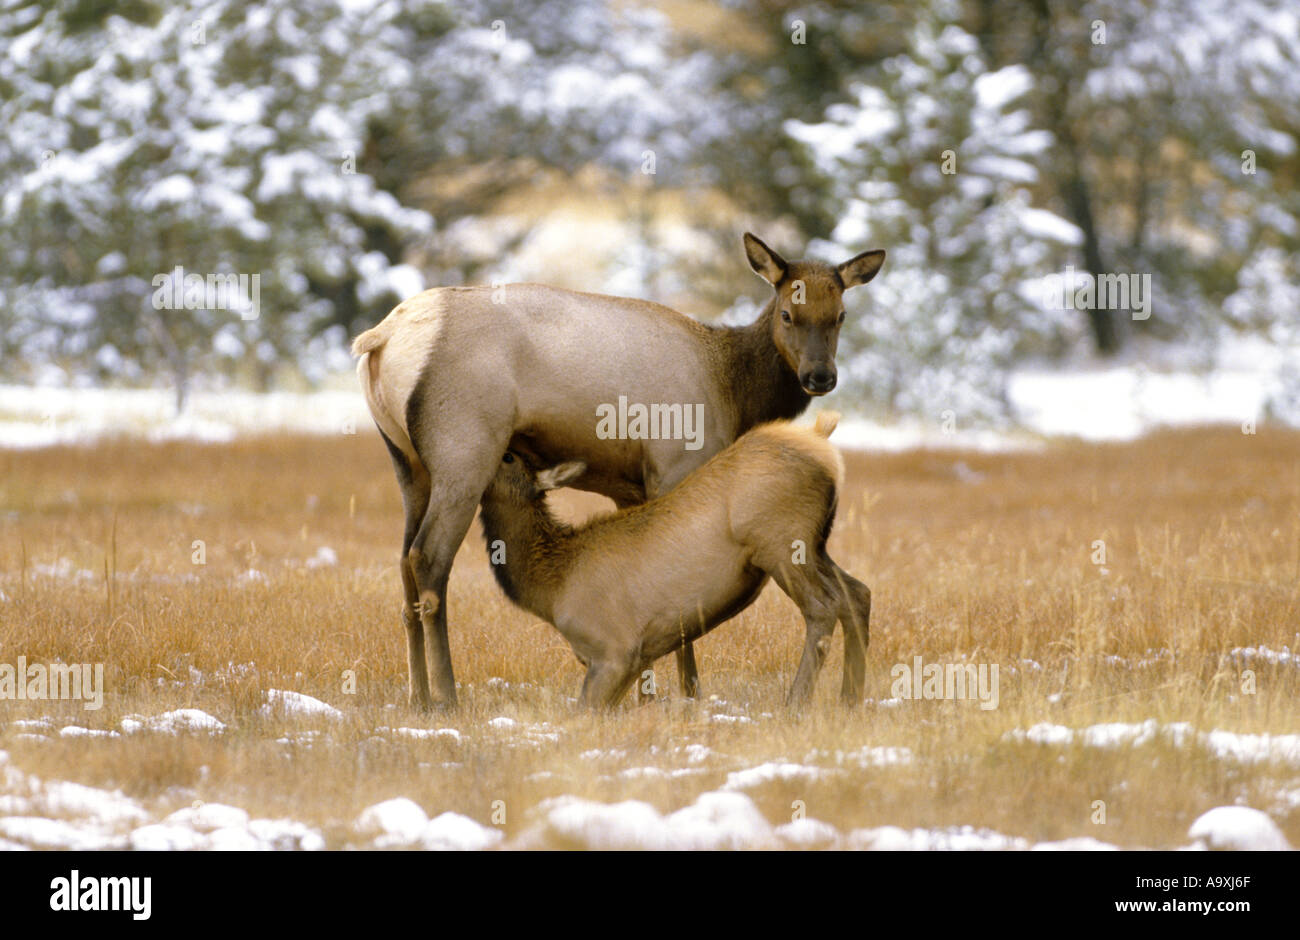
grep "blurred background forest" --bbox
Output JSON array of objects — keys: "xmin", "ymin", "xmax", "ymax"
[{"xmin": 2, "ymin": 0, "xmax": 1297, "ymax": 425}]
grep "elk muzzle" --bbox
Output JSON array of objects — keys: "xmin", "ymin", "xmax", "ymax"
[{"xmin": 799, "ymin": 364, "xmax": 837, "ymax": 395}]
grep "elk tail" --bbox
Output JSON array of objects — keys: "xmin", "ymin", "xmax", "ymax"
[
  {"xmin": 351, "ymin": 317, "xmax": 396, "ymax": 357},
  {"xmin": 813, "ymin": 411, "xmax": 840, "ymax": 439}
]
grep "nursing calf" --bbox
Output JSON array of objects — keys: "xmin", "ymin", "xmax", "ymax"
[{"xmin": 478, "ymin": 413, "xmax": 871, "ymax": 708}]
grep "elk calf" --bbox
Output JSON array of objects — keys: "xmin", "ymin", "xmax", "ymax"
[{"xmin": 478, "ymin": 413, "xmax": 871, "ymax": 708}]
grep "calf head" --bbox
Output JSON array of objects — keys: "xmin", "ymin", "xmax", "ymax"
[
  {"xmin": 743, "ymin": 232, "xmax": 886, "ymax": 396},
  {"xmin": 487, "ymin": 452, "xmax": 586, "ymax": 506}
]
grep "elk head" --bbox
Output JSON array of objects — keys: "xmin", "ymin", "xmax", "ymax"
[{"xmin": 743, "ymin": 232, "xmax": 885, "ymax": 396}]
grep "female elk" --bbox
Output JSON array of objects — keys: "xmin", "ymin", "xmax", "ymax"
[{"xmin": 477, "ymin": 413, "xmax": 871, "ymax": 708}]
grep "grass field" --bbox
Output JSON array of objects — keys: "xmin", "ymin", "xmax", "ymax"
[{"xmin": 1, "ymin": 424, "xmax": 1297, "ymax": 849}]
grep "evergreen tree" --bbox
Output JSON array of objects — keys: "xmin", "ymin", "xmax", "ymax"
[{"xmin": 788, "ymin": 0, "xmax": 1079, "ymax": 422}]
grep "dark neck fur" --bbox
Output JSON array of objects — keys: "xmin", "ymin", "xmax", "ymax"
[
  {"xmin": 718, "ymin": 297, "xmax": 811, "ymax": 435},
  {"xmin": 478, "ymin": 492, "xmax": 568, "ymax": 622}
]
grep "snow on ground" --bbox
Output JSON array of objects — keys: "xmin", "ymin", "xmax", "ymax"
[
  {"xmin": 2, "ymin": 719, "xmax": 1293, "ymax": 849},
  {"xmin": 0, "ymin": 746, "xmax": 323, "ymax": 850},
  {"xmin": 836, "ymin": 356, "xmax": 1283, "ymax": 451},
  {"xmin": 1005, "ymin": 720, "xmax": 1300, "ymax": 766},
  {"xmin": 1187, "ymin": 807, "xmax": 1292, "ymax": 851},
  {"xmin": 1, "ymin": 336, "xmax": 1292, "ymax": 453},
  {"xmin": 511, "ymin": 790, "xmax": 1156, "ymax": 851},
  {"xmin": 721, "ymin": 761, "xmax": 836, "ymax": 790},
  {"xmin": 378, "ymin": 726, "xmax": 462, "ymax": 743},
  {"xmin": 120, "ymin": 709, "xmax": 227, "ymax": 735},
  {"xmin": 0, "ymin": 384, "xmax": 369, "ymax": 448},
  {"xmin": 1006, "ymin": 367, "xmax": 1266, "ymax": 442},
  {"xmin": 847, "ymin": 824, "xmax": 1030, "ymax": 851},
  {"xmin": 354, "ymin": 798, "xmax": 503, "ymax": 850},
  {"xmin": 258, "ymin": 689, "xmax": 344, "ymax": 721}
]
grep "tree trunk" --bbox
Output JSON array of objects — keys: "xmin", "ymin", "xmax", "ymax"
[{"xmin": 1029, "ymin": 0, "xmax": 1119, "ymax": 356}]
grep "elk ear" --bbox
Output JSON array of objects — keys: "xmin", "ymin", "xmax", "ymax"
[
  {"xmin": 536, "ymin": 461, "xmax": 586, "ymax": 492},
  {"xmin": 837, "ymin": 249, "xmax": 886, "ymax": 289},
  {"xmin": 743, "ymin": 232, "xmax": 787, "ymax": 285}
]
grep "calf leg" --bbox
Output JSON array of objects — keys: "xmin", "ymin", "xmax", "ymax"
[
  {"xmin": 770, "ymin": 563, "xmax": 841, "ymax": 707},
  {"xmin": 643, "ymin": 465, "xmax": 703, "ymax": 700},
  {"xmin": 787, "ymin": 605, "xmax": 839, "ymax": 707},
  {"xmin": 828, "ymin": 559, "xmax": 872, "ymax": 704}
]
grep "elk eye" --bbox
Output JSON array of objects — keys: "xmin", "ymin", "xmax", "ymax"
[
  {"xmin": 503, "ymin": 453, "xmax": 514, "ymax": 464},
  {"xmin": 780, "ymin": 310, "xmax": 792, "ymax": 325},
  {"xmin": 837, "ymin": 310, "xmax": 846, "ymax": 325}
]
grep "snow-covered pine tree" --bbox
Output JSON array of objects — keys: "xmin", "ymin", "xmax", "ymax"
[
  {"xmin": 787, "ymin": 0, "xmax": 1081, "ymax": 424},
  {"xmin": 0, "ymin": 0, "xmax": 752, "ymax": 396},
  {"xmin": 0, "ymin": 0, "xmax": 432, "ymax": 398}
]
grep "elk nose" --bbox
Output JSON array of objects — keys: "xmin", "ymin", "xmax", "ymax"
[{"xmin": 803, "ymin": 368, "xmax": 837, "ymax": 394}]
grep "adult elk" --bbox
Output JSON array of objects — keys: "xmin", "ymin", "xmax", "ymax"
[{"xmin": 352, "ymin": 233, "xmax": 885, "ymax": 709}]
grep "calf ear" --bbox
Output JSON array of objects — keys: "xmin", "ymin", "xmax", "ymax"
[
  {"xmin": 536, "ymin": 461, "xmax": 586, "ymax": 492},
  {"xmin": 743, "ymin": 232, "xmax": 787, "ymax": 285},
  {"xmin": 837, "ymin": 248, "xmax": 886, "ymax": 288}
]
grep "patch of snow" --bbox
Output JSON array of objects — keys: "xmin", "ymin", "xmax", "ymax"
[
  {"xmin": 0, "ymin": 386, "xmax": 372, "ymax": 450},
  {"xmin": 682, "ymin": 744, "xmax": 713, "ymax": 764},
  {"xmin": 1202, "ymin": 731, "xmax": 1300, "ymax": 766},
  {"xmin": 58, "ymin": 726, "xmax": 119, "ymax": 739},
  {"xmin": 40, "ymin": 781, "xmax": 147, "ymax": 826},
  {"xmin": 520, "ymin": 791, "xmax": 778, "ymax": 850},
  {"xmin": 384, "ymin": 727, "xmax": 461, "ymax": 743},
  {"xmin": 1, "ymin": 816, "xmax": 125, "ymax": 850},
  {"xmin": 304, "ymin": 546, "xmax": 338, "ymax": 569},
  {"xmin": 1008, "ymin": 367, "xmax": 1268, "ymax": 442},
  {"xmin": 817, "ymin": 745, "xmax": 914, "ymax": 769},
  {"xmin": 846, "ymin": 825, "xmax": 1029, "ymax": 851},
  {"xmin": 1188, "ymin": 807, "xmax": 1291, "ymax": 851},
  {"xmin": 121, "ymin": 709, "xmax": 227, "ymax": 735},
  {"xmin": 1031, "ymin": 837, "xmax": 1120, "ymax": 851},
  {"xmin": 259, "ymin": 689, "xmax": 344, "ymax": 721},
  {"xmin": 776, "ymin": 817, "xmax": 841, "ymax": 848},
  {"xmin": 722, "ymin": 762, "xmax": 832, "ymax": 790},
  {"xmin": 129, "ymin": 822, "xmax": 209, "ymax": 851},
  {"xmin": 1006, "ymin": 721, "xmax": 1300, "ymax": 766},
  {"xmin": 245, "ymin": 818, "xmax": 325, "ymax": 851},
  {"xmin": 1231, "ymin": 645, "xmax": 1298, "ymax": 668},
  {"xmin": 207, "ymin": 826, "xmax": 265, "ymax": 851},
  {"xmin": 164, "ymin": 803, "xmax": 250, "ymax": 832},
  {"xmin": 420, "ymin": 812, "xmax": 503, "ymax": 851},
  {"xmin": 709, "ymin": 714, "xmax": 753, "ymax": 725},
  {"xmin": 357, "ymin": 798, "xmax": 427, "ymax": 841},
  {"xmin": 1081, "ymin": 720, "xmax": 1157, "ymax": 748}
]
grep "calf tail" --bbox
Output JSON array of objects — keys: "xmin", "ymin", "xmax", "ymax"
[{"xmin": 813, "ymin": 411, "xmax": 840, "ymax": 439}]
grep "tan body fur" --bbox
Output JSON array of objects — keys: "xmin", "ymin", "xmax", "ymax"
[
  {"xmin": 479, "ymin": 414, "xmax": 872, "ymax": 708},
  {"xmin": 353, "ymin": 234, "xmax": 884, "ymax": 709}
]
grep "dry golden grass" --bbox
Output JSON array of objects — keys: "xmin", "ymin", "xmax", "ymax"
[{"xmin": 1, "ymin": 425, "xmax": 1297, "ymax": 848}]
